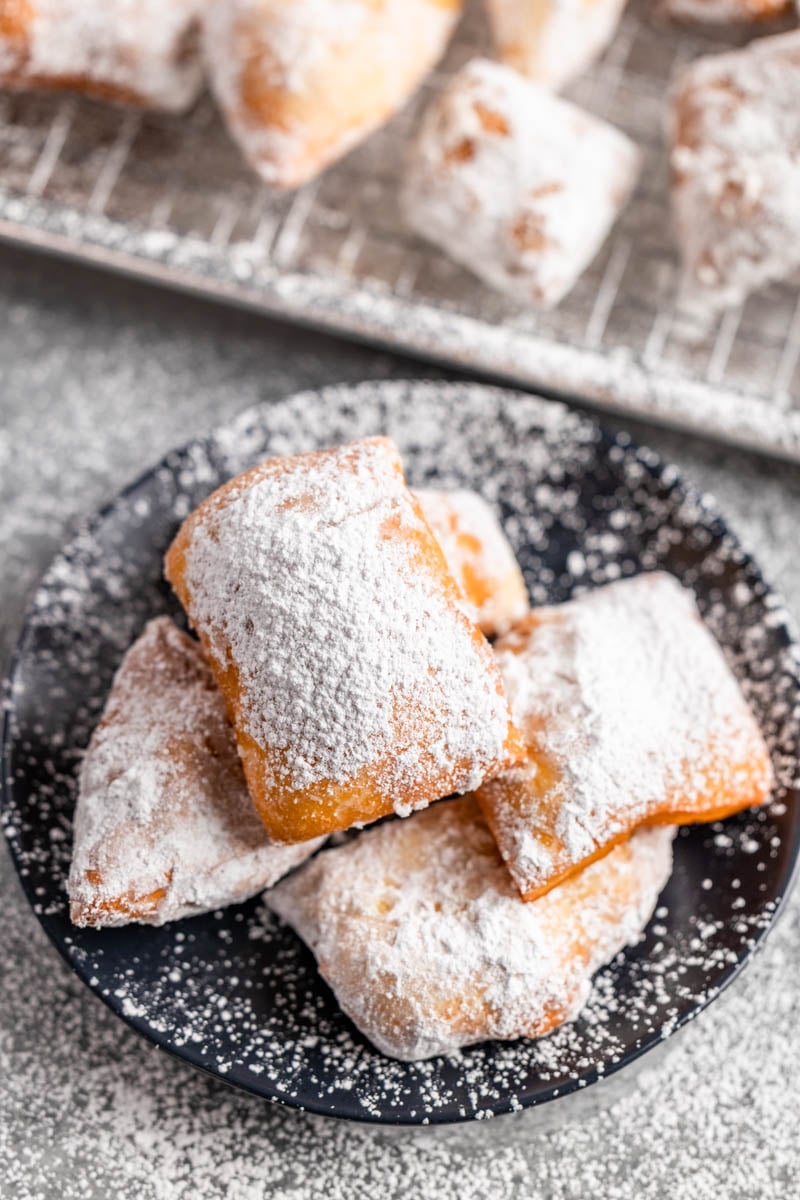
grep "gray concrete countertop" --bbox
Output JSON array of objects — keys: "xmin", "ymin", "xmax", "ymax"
[{"xmin": 2, "ymin": 245, "xmax": 799, "ymax": 1200}]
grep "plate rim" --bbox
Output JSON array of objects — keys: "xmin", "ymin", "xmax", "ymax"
[{"xmin": 3, "ymin": 378, "xmax": 800, "ymax": 1126}]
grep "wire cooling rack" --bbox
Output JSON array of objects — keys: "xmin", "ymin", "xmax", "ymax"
[{"xmin": 1, "ymin": 0, "xmax": 799, "ymax": 460}]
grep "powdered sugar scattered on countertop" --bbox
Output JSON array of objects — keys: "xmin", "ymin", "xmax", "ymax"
[{"xmin": 2, "ymin": 351, "xmax": 800, "ymax": 1194}]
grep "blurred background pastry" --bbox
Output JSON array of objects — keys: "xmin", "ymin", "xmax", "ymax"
[
  {"xmin": 669, "ymin": 31, "xmax": 800, "ymax": 313},
  {"xmin": 0, "ymin": 0, "xmax": 206, "ymax": 112},
  {"xmin": 485, "ymin": 0, "xmax": 630, "ymax": 90},
  {"xmin": 402, "ymin": 58, "xmax": 640, "ymax": 308},
  {"xmin": 203, "ymin": 0, "xmax": 463, "ymax": 188}
]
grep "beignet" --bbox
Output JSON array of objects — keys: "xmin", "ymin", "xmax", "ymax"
[
  {"xmin": 268, "ymin": 797, "xmax": 674, "ymax": 1061},
  {"xmin": 402, "ymin": 59, "xmax": 640, "ymax": 308},
  {"xmin": 0, "ymin": 0, "xmax": 205, "ymax": 113},
  {"xmin": 203, "ymin": 0, "xmax": 463, "ymax": 189},
  {"xmin": 68, "ymin": 617, "xmax": 323, "ymax": 928},
  {"xmin": 485, "ymin": 0, "xmax": 629, "ymax": 91},
  {"xmin": 164, "ymin": 437, "xmax": 520, "ymax": 845},
  {"xmin": 415, "ymin": 488, "xmax": 529, "ymax": 638},
  {"xmin": 669, "ymin": 32, "xmax": 800, "ymax": 313},
  {"xmin": 476, "ymin": 572, "xmax": 774, "ymax": 902}
]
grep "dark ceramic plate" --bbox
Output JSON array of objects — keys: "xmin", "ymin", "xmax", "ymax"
[{"xmin": 3, "ymin": 381, "xmax": 800, "ymax": 1125}]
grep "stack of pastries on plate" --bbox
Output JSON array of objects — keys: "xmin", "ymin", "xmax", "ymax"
[
  {"xmin": 68, "ymin": 435, "xmax": 774, "ymax": 1061},
  {"xmin": 6, "ymin": 1, "xmax": 799, "ymax": 312}
]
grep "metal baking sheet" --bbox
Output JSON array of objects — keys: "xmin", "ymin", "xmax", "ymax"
[{"xmin": 1, "ymin": 0, "xmax": 799, "ymax": 461}]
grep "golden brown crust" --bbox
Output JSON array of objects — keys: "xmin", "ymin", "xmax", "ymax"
[
  {"xmin": 165, "ymin": 438, "xmax": 521, "ymax": 844},
  {"xmin": 414, "ymin": 488, "xmax": 530, "ymax": 638},
  {"xmin": 475, "ymin": 574, "xmax": 774, "ymax": 902}
]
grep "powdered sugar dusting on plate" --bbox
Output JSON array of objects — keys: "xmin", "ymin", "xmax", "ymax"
[{"xmin": 2, "ymin": 380, "xmax": 799, "ymax": 1128}]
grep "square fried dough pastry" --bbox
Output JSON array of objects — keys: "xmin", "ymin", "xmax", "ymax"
[
  {"xmin": 414, "ymin": 488, "xmax": 529, "ymax": 638},
  {"xmin": 164, "ymin": 436, "xmax": 519, "ymax": 846},
  {"xmin": 202, "ymin": 0, "xmax": 463, "ymax": 189},
  {"xmin": 402, "ymin": 59, "xmax": 640, "ymax": 308},
  {"xmin": 68, "ymin": 617, "xmax": 323, "ymax": 928},
  {"xmin": 485, "ymin": 0, "xmax": 629, "ymax": 92},
  {"xmin": 669, "ymin": 32, "xmax": 800, "ymax": 313},
  {"xmin": 0, "ymin": 0, "xmax": 205, "ymax": 113},
  {"xmin": 268, "ymin": 797, "xmax": 674, "ymax": 1061},
  {"xmin": 476, "ymin": 572, "xmax": 774, "ymax": 902}
]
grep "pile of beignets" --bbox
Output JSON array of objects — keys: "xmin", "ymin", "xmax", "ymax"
[
  {"xmin": 67, "ymin": 435, "xmax": 774, "ymax": 1061},
  {"xmin": 3, "ymin": 2, "xmax": 800, "ymax": 312}
]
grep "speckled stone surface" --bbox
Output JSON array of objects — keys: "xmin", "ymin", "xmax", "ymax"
[{"xmin": 2, "ymin": 245, "xmax": 799, "ymax": 1199}]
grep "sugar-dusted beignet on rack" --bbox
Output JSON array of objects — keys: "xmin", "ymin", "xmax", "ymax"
[
  {"xmin": 660, "ymin": 0, "xmax": 790, "ymax": 22},
  {"xmin": 402, "ymin": 59, "xmax": 640, "ymax": 309},
  {"xmin": 414, "ymin": 488, "xmax": 529, "ymax": 638},
  {"xmin": 669, "ymin": 32, "xmax": 800, "ymax": 313},
  {"xmin": 0, "ymin": 0, "xmax": 206, "ymax": 113},
  {"xmin": 164, "ymin": 437, "xmax": 520, "ymax": 845},
  {"xmin": 202, "ymin": 0, "xmax": 463, "ymax": 190},
  {"xmin": 68, "ymin": 618, "xmax": 323, "ymax": 928},
  {"xmin": 268, "ymin": 797, "xmax": 674, "ymax": 1061},
  {"xmin": 485, "ymin": 0, "xmax": 629, "ymax": 91},
  {"xmin": 476, "ymin": 572, "xmax": 774, "ymax": 902}
]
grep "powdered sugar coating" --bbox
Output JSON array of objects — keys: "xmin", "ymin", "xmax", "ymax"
[
  {"xmin": 669, "ymin": 32, "xmax": 800, "ymax": 315},
  {"xmin": 166, "ymin": 437, "xmax": 515, "ymax": 842},
  {"xmin": 479, "ymin": 572, "xmax": 775, "ymax": 900},
  {"xmin": 203, "ymin": 0, "xmax": 462, "ymax": 188},
  {"xmin": 0, "ymin": 0, "xmax": 205, "ymax": 112},
  {"xmin": 69, "ymin": 616, "xmax": 323, "ymax": 926},
  {"xmin": 269, "ymin": 798, "xmax": 675, "ymax": 1060},
  {"xmin": 415, "ymin": 487, "xmax": 529, "ymax": 637},
  {"xmin": 486, "ymin": 0, "xmax": 629, "ymax": 91},
  {"xmin": 402, "ymin": 59, "xmax": 641, "ymax": 308}
]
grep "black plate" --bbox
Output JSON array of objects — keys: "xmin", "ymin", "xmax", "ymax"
[{"xmin": 3, "ymin": 380, "xmax": 800, "ymax": 1125}]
